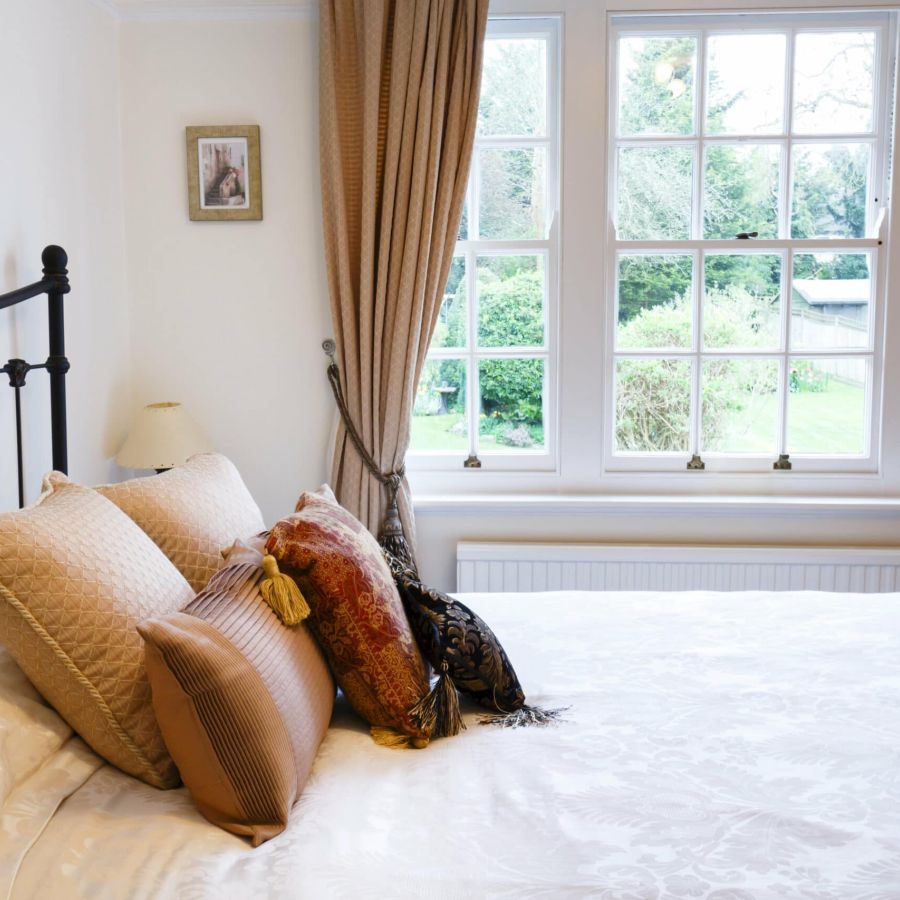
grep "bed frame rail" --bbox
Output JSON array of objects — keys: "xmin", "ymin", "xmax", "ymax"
[{"xmin": 0, "ymin": 246, "xmax": 70, "ymax": 508}]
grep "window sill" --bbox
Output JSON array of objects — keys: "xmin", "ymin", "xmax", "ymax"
[{"xmin": 412, "ymin": 492, "xmax": 900, "ymax": 517}]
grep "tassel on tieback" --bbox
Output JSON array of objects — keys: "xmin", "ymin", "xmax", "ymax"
[
  {"xmin": 260, "ymin": 554, "xmax": 310, "ymax": 625},
  {"xmin": 378, "ymin": 474, "xmax": 418, "ymax": 576},
  {"xmin": 478, "ymin": 705, "xmax": 570, "ymax": 729},
  {"xmin": 408, "ymin": 661, "xmax": 464, "ymax": 739}
]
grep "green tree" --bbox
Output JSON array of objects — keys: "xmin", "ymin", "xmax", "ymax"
[{"xmin": 617, "ymin": 37, "xmax": 866, "ymax": 326}]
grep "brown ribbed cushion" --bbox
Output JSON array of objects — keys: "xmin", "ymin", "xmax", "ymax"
[
  {"xmin": 98, "ymin": 453, "xmax": 265, "ymax": 592},
  {"xmin": 138, "ymin": 563, "xmax": 334, "ymax": 845}
]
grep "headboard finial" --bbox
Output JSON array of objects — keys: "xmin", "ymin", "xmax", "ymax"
[{"xmin": 42, "ymin": 245, "xmax": 68, "ymax": 278}]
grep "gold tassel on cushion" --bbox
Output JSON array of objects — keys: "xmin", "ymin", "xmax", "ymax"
[
  {"xmin": 260, "ymin": 554, "xmax": 310, "ymax": 625},
  {"xmin": 408, "ymin": 662, "xmax": 464, "ymax": 739},
  {"xmin": 370, "ymin": 726, "xmax": 430, "ymax": 750}
]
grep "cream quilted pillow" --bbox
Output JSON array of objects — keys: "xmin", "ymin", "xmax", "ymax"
[
  {"xmin": 0, "ymin": 475, "xmax": 194, "ymax": 788},
  {"xmin": 97, "ymin": 453, "xmax": 265, "ymax": 592}
]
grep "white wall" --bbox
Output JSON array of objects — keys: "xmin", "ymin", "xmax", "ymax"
[
  {"xmin": 0, "ymin": 0, "xmax": 133, "ymax": 508},
  {"xmin": 118, "ymin": 15, "xmax": 333, "ymax": 525}
]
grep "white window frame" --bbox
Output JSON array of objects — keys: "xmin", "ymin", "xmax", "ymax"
[
  {"xmin": 409, "ymin": 16, "xmax": 561, "ymax": 474},
  {"xmin": 605, "ymin": 9, "xmax": 896, "ymax": 476}
]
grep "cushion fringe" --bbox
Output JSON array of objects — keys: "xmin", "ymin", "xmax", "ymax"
[{"xmin": 477, "ymin": 705, "xmax": 570, "ymax": 729}]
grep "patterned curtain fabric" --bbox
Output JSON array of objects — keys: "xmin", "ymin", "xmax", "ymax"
[{"xmin": 318, "ymin": 0, "xmax": 488, "ymax": 558}]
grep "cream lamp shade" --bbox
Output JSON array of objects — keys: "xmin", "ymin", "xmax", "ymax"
[{"xmin": 116, "ymin": 402, "xmax": 210, "ymax": 471}]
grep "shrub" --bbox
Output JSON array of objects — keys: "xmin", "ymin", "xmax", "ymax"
[{"xmin": 616, "ymin": 289, "xmax": 778, "ymax": 450}]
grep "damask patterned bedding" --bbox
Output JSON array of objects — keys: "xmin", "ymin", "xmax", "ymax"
[{"xmin": 4, "ymin": 590, "xmax": 900, "ymax": 899}]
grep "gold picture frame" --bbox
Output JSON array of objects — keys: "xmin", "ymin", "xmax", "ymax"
[{"xmin": 186, "ymin": 125, "xmax": 262, "ymax": 221}]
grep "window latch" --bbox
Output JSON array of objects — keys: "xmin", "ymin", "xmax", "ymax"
[
  {"xmin": 735, "ymin": 231, "xmax": 759, "ymax": 240},
  {"xmin": 463, "ymin": 454, "xmax": 482, "ymax": 469},
  {"xmin": 687, "ymin": 454, "xmax": 705, "ymax": 470},
  {"xmin": 773, "ymin": 453, "xmax": 792, "ymax": 470}
]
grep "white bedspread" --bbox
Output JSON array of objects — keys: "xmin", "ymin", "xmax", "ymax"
[{"xmin": 6, "ymin": 590, "xmax": 900, "ymax": 900}]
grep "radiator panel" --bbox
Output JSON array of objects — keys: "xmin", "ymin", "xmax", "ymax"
[{"xmin": 456, "ymin": 543, "xmax": 900, "ymax": 593}]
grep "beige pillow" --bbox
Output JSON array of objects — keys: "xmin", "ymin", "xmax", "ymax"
[
  {"xmin": 0, "ymin": 475, "xmax": 194, "ymax": 788},
  {"xmin": 139, "ymin": 560, "xmax": 335, "ymax": 845},
  {"xmin": 97, "ymin": 453, "xmax": 265, "ymax": 592}
]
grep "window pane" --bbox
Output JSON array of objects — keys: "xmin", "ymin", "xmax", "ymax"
[
  {"xmin": 706, "ymin": 34, "xmax": 786, "ymax": 135},
  {"xmin": 792, "ymin": 253, "xmax": 871, "ymax": 350},
  {"xmin": 618, "ymin": 36, "xmax": 697, "ymax": 136},
  {"xmin": 430, "ymin": 257, "xmax": 466, "ymax": 350},
  {"xmin": 704, "ymin": 254, "xmax": 782, "ymax": 350},
  {"xmin": 703, "ymin": 144, "xmax": 780, "ymax": 239},
  {"xmin": 478, "ymin": 38, "xmax": 547, "ymax": 137},
  {"xmin": 787, "ymin": 358, "xmax": 867, "ymax": 454},
  {"xmin": 701, "ymin": 359, "xmax": 779, "ymax": 454},
  {"xmin": 793, "ymin": 31, "xmax": 876, "ymax": 134},
  {"xmin": 616, "ymin": 254, "xmax": 693, "ymax": 349},
  {"xmin": 617, "ymin": 146, "xmax": 693, "ymax": 240},
  {"xmin": 478, "ymin": 147, "xmax": 547, "ymax": 239},
  {"xmin": 477, "ymin": 255, "xmax": 545, "ymax": 348},
  {"xmin": 615, "ymin": 358, "xmax": 691, "ymax": 452},
  {"xmin": 791, "ymin": 143, "xmax": 869, "ymax": 239},
  {"xmin": 478, "ymin": 358, "xmax": 545, "ymax": 452},
  {"xmin": 458, "ymin": 198, "xmax": 468, "ymax": 240},
  {"xmin": 410, "ymin": 359, "xmax": 468, "ymax": 452}
]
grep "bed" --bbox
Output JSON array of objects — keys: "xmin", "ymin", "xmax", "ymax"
[
  {"xmin": 2, "ymin": 250, "xmax": 900, "ymax": 898},
  {"xmin": 3, "ymin": 588, "xmax": 899, "ymax": 899}
]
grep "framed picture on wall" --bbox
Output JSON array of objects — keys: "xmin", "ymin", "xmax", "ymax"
[{"xmin": 186, "ymin": 125, "xmax": 262, "ymax": 221}]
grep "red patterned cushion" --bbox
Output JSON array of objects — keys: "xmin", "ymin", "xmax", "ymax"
[{"xmin": 266, "ymin": 488, "xmax": 430, "ymax": 743}]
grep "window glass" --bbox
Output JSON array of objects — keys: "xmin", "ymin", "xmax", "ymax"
[
  {"xmin": 617, "ymin": 146, "xmax": 693, "ymax": 240},
  {"xmin": 411, "ymin": 21, "xmax": 557, "ymax": 464},
  {"xmin": 791, "ymin": 143, "xmax": 870, "ymax": 239},
  {"xmin": 478, "ymin": 38, "xmax": 547, "ymax": 137},
  {"xmin": 478, "ymin": 359, "xmax": 545, "ymax": 453},
  {"xmin": 477, "ymin": 255, "xmax": 545, "ymax": 348},
  {"xmin": 787, "ymin": 358, "xmax": 867, "ymax": 454},
  {"xmin": 703, "ymin": 254, "xmax": 782, "ymax": 350},
  {"xmin": 706, "ymin": 33, "xmax": 786, "ymax": 135},
  {"xmin": 791, "ymin": 253, "xmax": 871, "ymax": 350},
  {"xmin": 618, "ymin": 36, "xmax": 698, "ymax": 136},
  {"xmin": 616, "ymin": 254, "xmax": 693, "ymax": 349},
  {"xmin": 703, "ymin": 144, "xmax": 780, "ymax": 239},
  {"xmin": 793, "ymin": 32, "xmax": 876, "ymax": 134},
  {"xmin": 615, "ymin": 358, "xmax": 692, "ymax": 452},
  {"xmin": 611, "ymin": 16, "xmax": 885, "ymax": 469}
]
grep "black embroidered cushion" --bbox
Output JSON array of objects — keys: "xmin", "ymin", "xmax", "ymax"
[{"xmin": 384, "ymin": 552, "xmax": 526, "ymax": 713}]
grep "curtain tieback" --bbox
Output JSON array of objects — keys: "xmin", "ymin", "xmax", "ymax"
[{"xmin": 322, "ymin": 340, "xmax": 416, "ymax": 572}]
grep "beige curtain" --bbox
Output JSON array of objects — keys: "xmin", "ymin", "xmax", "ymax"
[{"xmin": 319, "ymin": 0, "xmax": 488, "ymax": 557}]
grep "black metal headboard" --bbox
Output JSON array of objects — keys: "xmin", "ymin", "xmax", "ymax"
[{"xmin": 0, "ymin": 246, "xmax": 70, "ymax": 508}]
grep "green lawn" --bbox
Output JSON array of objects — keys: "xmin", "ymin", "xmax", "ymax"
[
  {"xmin": 414, "ymin": 378, "xmax": 864, "ymax": 455},
  {"xmin": 410, "ymin": 412, "xmax": 469, "ymax": 451},
  {"xmin": 410, "ymin": 412, "xmax": 545, "ymax": 452},
  {"xmin": 719, "ymin": 379, "xmax": 865, "ymax": 455}
]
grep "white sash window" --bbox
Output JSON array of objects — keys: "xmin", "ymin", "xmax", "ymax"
[{"xmin": 607, "ymin": 10, "xmax": 895, "ymax": 473}]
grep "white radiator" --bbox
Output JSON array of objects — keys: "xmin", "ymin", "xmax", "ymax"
[{"xmin": 456, "ymin": 542, "xmax": 900, "ymax": 593}]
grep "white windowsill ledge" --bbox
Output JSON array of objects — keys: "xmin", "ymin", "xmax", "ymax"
[{"xmin": 413, "ymin": 493, "xmax": 900, "ymax": 517}]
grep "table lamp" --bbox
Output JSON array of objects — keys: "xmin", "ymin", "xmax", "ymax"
[{"xmin": 116, "ymin": 402, "xmax": 209, "ymax": 472}]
